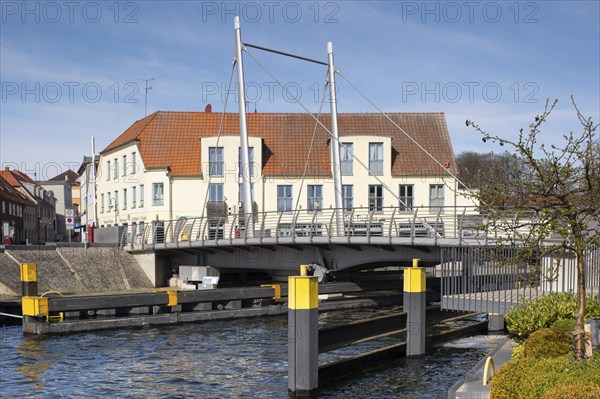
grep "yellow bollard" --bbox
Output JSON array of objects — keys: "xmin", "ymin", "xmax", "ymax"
[{"xmin": 300, "ymin": 264, "xmax": 308, "ymax": 276}]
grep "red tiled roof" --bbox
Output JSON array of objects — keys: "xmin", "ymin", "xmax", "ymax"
[
  {"xmin": 0, "ymin": 168, "xmax": 45, "ymax": 205},
  {"xmin": 101, "ymin": 111, "xmax": 458, "ymax": 177},
  {"xmin": 0, "ymin": 175, "xmax": 27, "ymax": 205}
]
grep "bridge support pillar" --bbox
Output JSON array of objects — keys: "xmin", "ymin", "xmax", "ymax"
[
  {"xmin": 404, "ymin": 259, "xmax": 425, "ymax": 356},
  {"xmin": 288, "ymin": 275, "xmax": 318, "ymax": 396},
  {"xmin": 488, "ymin": 313, "xmax": 505, "ymax": 332}
]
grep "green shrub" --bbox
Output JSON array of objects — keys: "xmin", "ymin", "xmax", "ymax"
[
  {"xmin": 523, "ymin": 328, "xmax": 573, "ymax": 358},
  {"xmin": 512, "ymin": 343, "xmax": 525, "ymax": 359},
  {"xmin": 523, "ymin": 328, "xmax": 572, "ymax": 359},
  {"xmin": 490, "ymin": 357, "xmax": 536, "ymax": 399},
  {"xmin": 490, "ymin": 355, "xmax": 600, "ymax": 399},
  {"xmin": 541, "ymin": 382, "xmax": 600, "ymax": 399},
  {"xmin": 505, "ymin": 293, "xmax": 600, "ymax": 341},
  {"xmin": 551, "ymin": 318, "xmax": 576, "ymax": 335}
]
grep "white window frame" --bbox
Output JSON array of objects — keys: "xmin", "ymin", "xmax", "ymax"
[
  {"xmin": 429, "ymin": 184, "xmax": 445, "ymax": 213},
  {"xmin": 340, "ymin": 143, "xmax": 353, "ymax": 176},
  {"xmin": 208, "ymin": 183, "xmax": 224, "ymax": 202},
  {"xmin": 152, "ymin": 183, "xmax": 164, "ymax": 206},
  {"xmin": 277, "ymin": 185, "xmax": 293, "ymax": 212},
  {"xmin": 139, "ymin": 184, "xmax": 144, "ymax": 207},
  {"xmin": 368, "ymin": 184, "xmax": 383, "ymax": 212},
  {"xmin": 208, "ymin": 147, "xmax": 224, "ymax": 177},
  {"xmin": 399, "ymin": 184, "xmax": 414, "ymax": 211},
  {"xmin": 307, "ymin": 185, "xmax": 322, "ymax": 212},
  {"xmin": 131, "ymin": 152, "xmax": 136, "ymax": 174},
  {"xmin": 369, "ymin": 142, "xmax": 384, "ymax": 176},
  {"xmin": 342, "ymin": 184, "xmax": 353, "ymax": 211}
]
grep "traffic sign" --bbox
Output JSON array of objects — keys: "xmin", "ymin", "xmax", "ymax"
[{"xmin": 66, "ymin": 208, "xmax": 74, "ymax": 230}]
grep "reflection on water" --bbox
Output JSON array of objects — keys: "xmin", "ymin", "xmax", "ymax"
[{"xmin": 1, "ymin": 310, "xmax": 489, "ymax": 398}]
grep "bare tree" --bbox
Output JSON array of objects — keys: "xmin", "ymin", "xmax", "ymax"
[
  {"xmin": 456, "ymin": 150, "xmax": 521, "ymax": 191},
  {"xmin": 466, "ymin": 97, "xmax": 600, "ymax": 359}
]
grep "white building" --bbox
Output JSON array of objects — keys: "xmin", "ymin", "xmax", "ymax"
[{"xmin": 96, "ymin": 109, "xmax": 475, "ymax": 236}]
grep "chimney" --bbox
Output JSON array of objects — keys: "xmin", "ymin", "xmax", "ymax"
[{"xmin": 205, "ymin": 104, "xmax": 212, "ymax": 113}]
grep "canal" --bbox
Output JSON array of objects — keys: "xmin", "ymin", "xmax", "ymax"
[{"xmin": 0, "ymin": 309, "xmax": 496, "ymax": 398}]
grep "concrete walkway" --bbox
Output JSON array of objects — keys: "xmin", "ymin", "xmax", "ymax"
[{"xmin": 448, "ymin": 335, "xmax": 517, "ymax": 399}]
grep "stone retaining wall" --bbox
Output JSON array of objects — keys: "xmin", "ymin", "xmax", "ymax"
[{"xmin": 1, "ymin": 247, "xmax": 153, "ymax": 295}]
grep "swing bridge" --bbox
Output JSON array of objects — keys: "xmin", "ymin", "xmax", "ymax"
[{"xmin": 113, "ymin": 16, "xmax": 600, "ymax": 315}]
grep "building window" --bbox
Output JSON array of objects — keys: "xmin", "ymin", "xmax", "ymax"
[
  {"xmin": 369, "ymin": 142, "xmax": 384, "ymax": 175},
  {"xmin": 340, "ymin": 143, "xmax": 353, "ymax": 176},
  {"xmin": 238, "ymin": 183, "xmax": 254, "ymax": 203},
  {"xmin": 107, "ymin": 192, "xmax": 111, "ymax": 210},
  {"xmin": 122, "ymin": 155, "xmax": 127, "ymax": 176},
  {"xmin": 139, "ymin": 184, "xmax": 144, "ymax": 207},
  {"xmin": 429, "ymin": 184, "xmax": 445, "ymax": 213},
  {"xmin": 131, "ymin": 152, "xmax": 136, "ymax": 174},
  {"xmin": 152, "ymin": 183, "xmax": 164, "ymax": 206},
  {"xmin": 238, "ymin": 147, "xmax": 255, "ymax": 178},
  {"xmin": 113, "ymin": 190, "xmax": 118, "ymax": 208},
  {"xmin": 101, "ymin": 194, "xmax": 105, "ymax": 213},
  {"xmin": 114, "ymin": 158, "xmax": 118, "ymax": 179},
  {"xmin": 208, "ymin": 183, "xmax": 224, "ymax": 202},
  {"xmin": 342, "ymin": 185, "xmax": 353, "ymax": 211},
  {"xmin": 1, "ymin": 201, "xmax": 4, "ymax": 213},
  {"xmin": 399, "ymin": 184, "xmax": 414, "ymax": 211},
  {"xmin": 277, "ymin": 185, "xmax": 292, "ymax": 212},
  {"xmin": 106, "ymin": 160, "xmax": 111, "ymax": 180},
  {"xmin": 307, "ymin": 185, "xmax": 322, "ymax": 212},
  {"xmin": 123, "ymin": 189, "xmax": 127, "ymax": 209},
  {"xmin": 132, "ymin": 186, "xmax": 137, "ymax": 208},
  {"xmin": 368, "ymin": 185, "xmax": 383, "ymax": 211},
  {"xmin": 208, "ymin": 147, "xmax": 224, "ymax": 177}
]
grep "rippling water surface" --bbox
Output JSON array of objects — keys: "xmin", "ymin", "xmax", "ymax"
[{"xmin": 1, "ymin": 310, "xmax": 490, "ymax": 398}]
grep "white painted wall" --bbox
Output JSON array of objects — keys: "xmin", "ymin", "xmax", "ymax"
[{"xmin": 97, "ymin": 135, "xmax": 477, "ymax": 226}]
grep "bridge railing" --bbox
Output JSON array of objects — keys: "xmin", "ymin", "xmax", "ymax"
[{"xmin": 120, "ymin": 206, "xmax": 487, "ymax": 250}]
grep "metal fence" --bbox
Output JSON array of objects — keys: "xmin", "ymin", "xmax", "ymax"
[{"xmin": 440, "ymin": 246, "xmax": 600, "ymax": 314}]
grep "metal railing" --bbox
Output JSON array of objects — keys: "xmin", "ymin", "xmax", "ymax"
[
  {"xmin": 119, "ymin": 206, "xmax": 488, "ymax": 250},
  {"xmin": 440, "ymin": 246, "xmax": 600, "ymax": 314}
]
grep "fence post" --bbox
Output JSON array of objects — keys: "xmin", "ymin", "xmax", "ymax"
[
  {"xmin": 404, "ymin": 258, "xmax": 426, "ymax": 356},
  {"xmin": 20, "ymin": 263, "xmax": 38, "ymax": 297},
  {"xmin": 288, "ymin": 274, "xmax": 319, "ymax": 395},
  {"xmin": 20, "ymin": 263, "xmax": 48, "ymax": 334}
]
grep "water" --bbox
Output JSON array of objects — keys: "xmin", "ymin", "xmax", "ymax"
[{"xmin": 0, "ymin": 311, "xmax": 492, "ymax": 398}]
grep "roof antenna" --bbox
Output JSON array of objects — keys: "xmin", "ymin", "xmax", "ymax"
[{"xmin": 141, "ymin": 78, "xmax": 155, "ymax": 116}]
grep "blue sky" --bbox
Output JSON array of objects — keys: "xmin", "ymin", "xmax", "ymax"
[{"xmin": 1, "ymin": 0, "xmax": 599, "ymax": 179}]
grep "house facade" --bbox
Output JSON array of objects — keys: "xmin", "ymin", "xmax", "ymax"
[
  {"xmin": 76, "ymin": 156, "xmax": 99, "ymax": 242},
  {"xmin": 0, "ymin": 167, "xmax": 57, "ymax": 243},
  {"xmin": 0, "ymin": 175, "xmax": 26, "ymax": 244},
  {"xmin": 96, "ymin": 109, "xmax": 474, "ymax": 235},
  {"xmin": 40, "ymin": 173, "xmax": 76, "ymax": 242}
]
